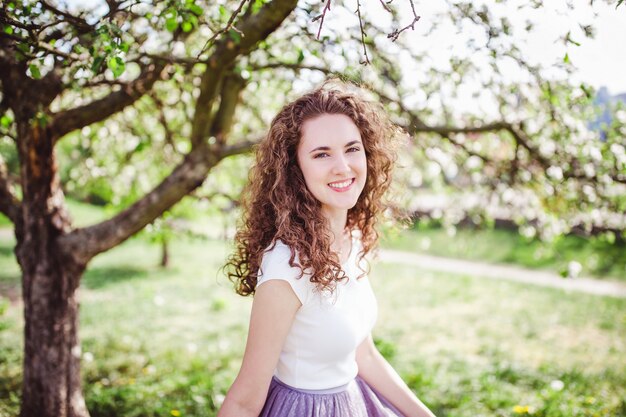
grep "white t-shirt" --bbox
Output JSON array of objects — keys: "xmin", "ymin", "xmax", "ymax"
[{"xmin": 256, "ymin": 235, "xmax": 378, "ymax": 390}]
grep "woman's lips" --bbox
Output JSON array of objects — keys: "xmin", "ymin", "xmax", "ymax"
[{"xmin": 328, "ymin": 178, "xmax": 355, "ymax": 192}]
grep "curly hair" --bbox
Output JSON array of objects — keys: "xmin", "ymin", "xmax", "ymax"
[{"xmin": 224, "ymin": 80, "xmax": 403, "ymax": 296}]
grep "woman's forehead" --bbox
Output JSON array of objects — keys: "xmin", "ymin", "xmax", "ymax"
[{"xmin": 300, "ymin": 114, "xmax": 361, "ymax": 150}]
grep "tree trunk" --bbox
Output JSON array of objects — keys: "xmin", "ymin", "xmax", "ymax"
[{"xmin": 16, "ymin": 123, "xmax": 90, "ymax": 417}]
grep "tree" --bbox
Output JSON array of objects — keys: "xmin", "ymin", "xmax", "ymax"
[
  {"xmin": 1, "ymin": 0, "xmax": 624, "ymax": 416},
  {"xmin": 0, "ymin": 1, "xmax": 301, "ymax": 415}
]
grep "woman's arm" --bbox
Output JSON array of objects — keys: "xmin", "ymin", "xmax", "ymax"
[
  {"xmin": 217, "ymin": 280, "xmax": 301, "ymax": 417},
  {"xmin": 355, "ymin": 334, "xmax": 436, "ymax": 417}
]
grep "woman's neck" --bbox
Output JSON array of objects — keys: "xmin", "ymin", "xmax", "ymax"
[{"xmin": 322, "ymin": 207, "xmax": 349, "ymax": 252}]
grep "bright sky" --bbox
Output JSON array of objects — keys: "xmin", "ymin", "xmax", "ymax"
[
  {"xmin": 521, "ymin": 1, "xmax": 626, "ymax": 95},
  {"xmin": 395, "ymin": 0, "xmax": 626, "ymax": 95},
  {"xmin": 565, "ymin": 6, "xmax": 626, "ymax": 95},
  {"xmin": 350, "ymin": 0, "xmax": 625, "ymax": 115},
  {"xmin": 70, "ymin": 0, "xmax": 626, "ymax": 95}
]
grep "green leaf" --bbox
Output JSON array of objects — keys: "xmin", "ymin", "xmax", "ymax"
[
  {"xmin": 181, "ymin": 21, "xmax": 193, "ymax": 33},
  {"xmin": 563, "ymin": 53, "xmax": 570, "ymax": 64},
  {"xmin": 252, "ymin": 0, "xmax": 265, "ymax": 14},
  {"xmin": 29, "ymin": 64, "xmax": 41, "ymax": 79},
  {"xmin": 188, "ymin": 4, "xmax": 203, "ymax": 16},
  {"xmin": 617, "ymin": 0, "xmax": 624, "ymax": 8},
  {"xmin": 228, "ymin": 29, "xmax": 241, "ymax": 44},
  {"xmin": 107, "ymin": 56, "xmax": 125, "ymax": 78},
  {"xmin": 580, "ymin": 84, "xmax": 592, "ymax": 99},
  {"xmin": 187, "ymin": 15, "xmax": 198, "ymax": 28},
  {"xmin": 1, "ymin": 115, "xmax": 12, "ymax": 128},
  {"xmin": 165, "ymin": 17, "xmax": 178, "ymax": 32},
  {"xmin": 3, "ymin": 25, "xmax": 13, "ymax": 35},
  {"xmin": 119, "ymin": 42, "xmax": 130, "ymax": 53},
  {"xmin": 91, "ymin": 56, "xmax": 105, "ymax": 73},
  {"xmin": 297, "ymin": 49, "xmax": 305, "ymax": 64},
  {"xmin": 219, "ymin": 5, "xmax": 227, "ymax": 19},
  {"xmin": 17, "ymin": 43, "xmax": 29, "ymax": 53}
]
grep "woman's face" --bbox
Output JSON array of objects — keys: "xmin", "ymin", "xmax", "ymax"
[{"xmin": 296, "ymin": 113, "xmax": 367, "ymax": 218}]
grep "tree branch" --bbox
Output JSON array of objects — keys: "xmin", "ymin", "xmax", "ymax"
[
  {"xmin": 313, "ymin": 0, "xmax": 332, "ymax": 39},
  {"xmin": 58, "ymin": 142, "xmax": 220, "ymax": 262},
  {"xmin": 387, "ymin": 0, "xmax": 420, "ymax": 42},
  {"xmin": 210, "ymin": 72, "xmax": 246, "ymax": 146},
  {"xmin": 190, "ymin": 0, "xmax": 299, "ymax": 147},
  {"xmin": 249, "ymin": 62, "xmax": 332, "ymax": 74},
  {"xmin": 197, "ymin": 0, "xmax": 249, "ymax": 57},
  {"xmin": 49, "ymin": 61, "xmax": 166, "ymax": 141},
  {"xmin": 139, "ymin": 53, "xmax": 202, "ymax": 69},
  {"xmin": 503, "ymin": 122, "xmax": 550, "ymax": 169},
  {"xmin": 57, "ymin": 0, "xmax": 300, "ymax": 262},
  {"xmin": 412, "ymin": 121, "xmax": 509, "ymax": 135},
  {"xmin": 148, "ymin": 91, "xmax": 180, "ymax": 155},
  {"xmin": 39, "ymin": 0, "xmax": 93, "ymax": 33},
  {"xmin": 220, "ymin": 136, "xmax": 261, "ymax": 158},
  {"xmin": 355, "ymin": 0, "xmax": 370, "ymax": 64}
]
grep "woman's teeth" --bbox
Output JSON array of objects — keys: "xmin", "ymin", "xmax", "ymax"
[{"xmin": 328, "ymin": 179, "xmax": 354, "ymax": 189}]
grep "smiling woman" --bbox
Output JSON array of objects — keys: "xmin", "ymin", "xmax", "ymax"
[
  {"xmin": 220, "ymin": 80, "xmax": 435, "ymax": 417},
  {"xmin": 297, "ymin": 113, "xmax": 368, "ymax": 226}
]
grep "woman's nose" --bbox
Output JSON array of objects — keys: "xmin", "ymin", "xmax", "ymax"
[{"xmin": 331, "ymin": 154, "xmax": 351, "ymax": 174}]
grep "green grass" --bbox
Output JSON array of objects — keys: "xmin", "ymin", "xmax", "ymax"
[
  {"xmin": 381, "ymin": 222, "xmax": 626, "ymax": 282},
  {"xmin": 1, "ymin": 234, "xmax": 625, "ymax": 417},
  {"xmin": 0, "ymin": 198, "xmax": 109, "ymax": 229},
  {"xmin": 4, "ymin": 198, "xmax": 626, "ymax": 281}
]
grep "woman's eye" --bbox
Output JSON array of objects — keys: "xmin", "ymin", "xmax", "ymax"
[
  {"xmin": 314, "ymin": 152, "xmax": 329, "ymax": 159},
  {"xmin": 347, "ymin": 147, "xmax": 361, "ymax": 152}
]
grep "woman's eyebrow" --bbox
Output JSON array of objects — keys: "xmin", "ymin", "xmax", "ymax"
[{"xmin": 309, "ymin": 140, "xmax": 362, "ymax": 153}]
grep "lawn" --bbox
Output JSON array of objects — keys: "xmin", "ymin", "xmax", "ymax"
[
  {"xmin": 381, "ymin": 221, "xmax": 626, "ymax": 282},
  {"xmin": 1, "ymin": 230, "xmax": 625, "ymax": 417}
]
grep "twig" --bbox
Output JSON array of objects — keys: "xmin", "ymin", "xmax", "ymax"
[
  {"xmin": 40, "ymin": 0, "xmax": 93, "ymax": 33},
  {"xmin": 355, "ymin": 0, "xmax": 370, "ymax": 64},
  {"xmin": 387, "ymin": 0, "xmax": 420, "ymax": 41},
  {"xmin": 139, "ymin": 52, "xmax": 202, "ymax": 68},
  {"xmin": 378, "ymin": 0, "xmax": 392, "ymax": 13},
  {"xmin": 249, "ymin": 62, "xmax": 332, "ymax": 74},
  {"xmin": 313, "ymin": 0, "xmax": 332, "ymax": 39},
  {"xmin": 196, "ymin": 0, "xmax": 248, "ymax": 58},
  {"xmin": 149, "ymin": 91, "xmax": 180, "ymax": 155}
]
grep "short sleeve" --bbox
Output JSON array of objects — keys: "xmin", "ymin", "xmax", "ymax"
[{"xmin": 257, "ymin": 241, "xmax": 311, "ymax": 305}]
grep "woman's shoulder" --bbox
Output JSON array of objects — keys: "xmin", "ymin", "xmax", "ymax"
[
  {"xmin": 259, "ymin": 239, "xmax": 306, "ymax": 279},
  {"xmin": 258, "ymin": 239, "xmax": 311, "ymax": 304}
]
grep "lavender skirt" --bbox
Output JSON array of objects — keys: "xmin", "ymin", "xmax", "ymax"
[{"xmin": 259, "ymin": 376, "xmax": 405, "ymax": 417}]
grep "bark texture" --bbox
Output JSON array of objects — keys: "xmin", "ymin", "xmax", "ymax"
[{"xmin": 16, "ymin": 123, "xmax": 88, "ymax": 417}]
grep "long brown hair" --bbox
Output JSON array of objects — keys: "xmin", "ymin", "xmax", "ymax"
[{"xmin": 224, "ymin": 80, "xmax": 403, "ymax": 295}]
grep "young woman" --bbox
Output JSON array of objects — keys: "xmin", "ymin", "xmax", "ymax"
[{"xmin": 220, "ymin": 82, "xmax": 436, "ymax": 417}]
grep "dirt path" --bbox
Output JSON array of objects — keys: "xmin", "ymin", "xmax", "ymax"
[{"xmin": 379, "ymin": 249, "xmax": 626, "ymax": 298}]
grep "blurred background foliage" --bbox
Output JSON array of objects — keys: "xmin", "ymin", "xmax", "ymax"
[{"xmin": 1, "ymin": 0, "xmax": 625, "ymax": 415}]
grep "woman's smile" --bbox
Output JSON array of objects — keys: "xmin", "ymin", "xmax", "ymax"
[{"xmin": 328, "ymin": 178, "xmax": 355, "ymax": 192}]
